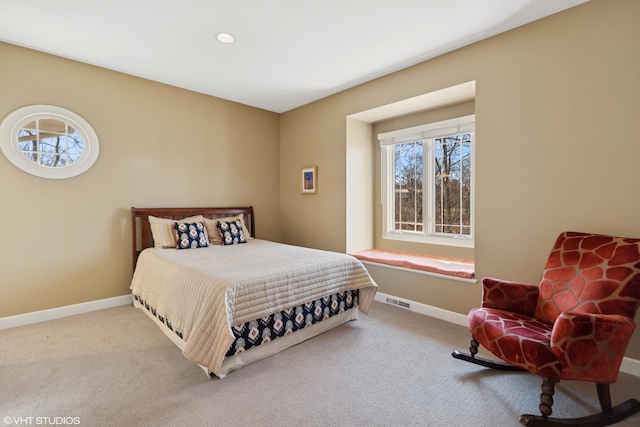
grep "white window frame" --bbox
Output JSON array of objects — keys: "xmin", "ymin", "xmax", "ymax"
[
  {"xmin": 0, "ymin": 105, "xmax": 99, "ymax": 179},
  {"xmin": 379, "ymin": 115, "xmax": 475, "ymax": 248}
]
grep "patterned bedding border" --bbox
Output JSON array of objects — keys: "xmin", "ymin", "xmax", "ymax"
[{"xmin": 132, "ymin": 289, "xmax": 359, "ymax": 358}]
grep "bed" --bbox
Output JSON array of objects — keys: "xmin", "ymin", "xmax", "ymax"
[{"xmin": 130, "ymin": 206, "xmax": 377, "ymax": 378}]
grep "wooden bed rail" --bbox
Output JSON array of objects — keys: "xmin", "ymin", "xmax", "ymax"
[{"xmin": 131, "ymin": 206, "xmax": 255, "ymax": 271}]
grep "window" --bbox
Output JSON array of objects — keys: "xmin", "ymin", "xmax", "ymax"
[
  {"xmin": 0, "ymin": 105, "xmax": 99, "ymax": 179},
  {"xmin": 379, "ymin": 115, "xmax": 474, "ymax": 248}
]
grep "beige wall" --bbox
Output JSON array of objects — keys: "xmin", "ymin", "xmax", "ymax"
[
  {"xmin": 2, "ymin": 0, "xmax": 639, "ymax": 360},
  {"xmin": 280, "ymin": 0, "xmax": 640, "ymax": 358},
  {"xmin": 0, "ymin": 42, "xmax": 281, "ymax": 317}
]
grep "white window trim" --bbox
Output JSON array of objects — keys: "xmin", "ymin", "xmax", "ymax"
[
  {"xmin": 0, "ymin": 105, "xmax": 99, "ymax": 179},
  {"xmin": 379, "ymin": 115, "xmax": 475, "ymax": 248}
]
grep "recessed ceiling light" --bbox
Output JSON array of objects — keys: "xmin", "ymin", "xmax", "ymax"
[{"xmin": 216, "ymin": 32, "xmax": 235, "ymax": 44}]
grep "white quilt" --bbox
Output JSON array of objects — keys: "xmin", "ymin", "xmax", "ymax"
[{"xmin": 130, "ymin": 239, "xmax": 377, "ymax": 376}]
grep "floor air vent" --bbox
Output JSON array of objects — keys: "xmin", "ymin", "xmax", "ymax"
[{"xmin": 385, "ymin": 298, "xmax": 410, "ymax": 309}]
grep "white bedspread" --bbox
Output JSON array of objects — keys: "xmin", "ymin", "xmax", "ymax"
[{"xmin": 130, "ymin": 239, "xmax": 377, "ymax": 376}]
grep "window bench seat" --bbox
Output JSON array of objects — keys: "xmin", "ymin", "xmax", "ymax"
[{"xmin": 351, "ymin": 249, "xmax": 475, "ymax": 280}]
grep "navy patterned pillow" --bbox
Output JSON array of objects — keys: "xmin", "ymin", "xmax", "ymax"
[
  {"xmin": 173, "ymin": 222, "xmax": 209, "ymax": 249},
  {"xmin": 216, "ymin": 220, "xmax": 247, "ymax": 245}
]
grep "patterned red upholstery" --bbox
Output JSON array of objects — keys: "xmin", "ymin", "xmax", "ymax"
[{"xmin": 469, "ymin": 232, "xmax": 640, "ymax": 384}]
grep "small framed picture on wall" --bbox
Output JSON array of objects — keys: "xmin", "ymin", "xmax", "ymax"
[{"xmin": 300, "ymin": 166, "xmax": 317, "ymax": 194}]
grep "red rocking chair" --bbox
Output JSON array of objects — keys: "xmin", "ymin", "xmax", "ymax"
[{"xmin": 453, "ymin": 232, "xmax": 640, "ymax": 426}]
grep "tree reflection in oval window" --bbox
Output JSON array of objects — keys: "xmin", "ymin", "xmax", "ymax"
[{"xmin": 17, "ymin": 118, "xmax": 85, "ymax": 168}]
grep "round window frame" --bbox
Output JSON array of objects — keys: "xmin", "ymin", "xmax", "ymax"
[{"xmin": 0, "ymin": 105, "xmax": 99, "ymax": 179}]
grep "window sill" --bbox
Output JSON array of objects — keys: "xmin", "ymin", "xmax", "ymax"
[
  {"xmin": 383, "ymin": 232, "xmax": 474, "ymax": 248},
  {"xmin": 351, "ymin": 249, "xmax": 476, "ymax": 283}
]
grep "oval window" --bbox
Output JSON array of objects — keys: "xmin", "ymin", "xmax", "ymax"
[{"xmin": 0, "ymin": 105, "xmax": 99, "ymax": 179}]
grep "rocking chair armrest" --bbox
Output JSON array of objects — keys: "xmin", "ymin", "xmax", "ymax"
[
  {"xmin": 550, "ymin": 312, "xmax": 637, "ymax": 381},
  {"xmin": 480, "ymin": 277, "xmax": 539, "ymax": 316},
  {"xmin": 551, "ymin": 312, "xmax": 636, "ymax": 344}
]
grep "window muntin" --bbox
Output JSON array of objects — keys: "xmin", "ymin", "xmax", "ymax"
[
  {"xmin": 379, "ymin": 115, "xmax": 474, "ymax": 248},
  {"xmin": 0, "ymin": 105, "xmax": 99, "ymax": 179}
]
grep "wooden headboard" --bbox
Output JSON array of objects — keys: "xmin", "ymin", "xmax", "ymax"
[{"xmin": 131, "ymin": 206, "xmax": 255, "ymax": 271}]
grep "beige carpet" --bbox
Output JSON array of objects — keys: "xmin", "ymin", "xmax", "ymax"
[{"xmin": 1, "ymin": 301, "xmax": 639, "ymax": 427}]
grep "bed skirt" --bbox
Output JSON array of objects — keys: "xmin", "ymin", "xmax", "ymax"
[{"xmin": 132, "ymin": 290, "xmax": 360, "ymax": 378}]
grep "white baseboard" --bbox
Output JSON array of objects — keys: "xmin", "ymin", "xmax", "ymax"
[
  {"xmin": 621, "ymin": 356, "xmax": 640, "ymax": 378},
  {"xmin": 374, "ymin": 291, "xmax": 640, "ymax": 378},
  {"xmin": 374, "ymin": 291, "xmax": 468, "ymax": 327},
  {"xmin": 0, "ymin": 295, "xmax": 133, "ymax": 330}
]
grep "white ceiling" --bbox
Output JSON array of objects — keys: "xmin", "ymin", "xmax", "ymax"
[{"xmin": 0, "ymin": 0, "xmax": 589, "ymax": 113}]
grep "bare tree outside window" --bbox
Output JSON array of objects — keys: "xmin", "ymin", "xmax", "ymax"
[
  {"xmin": 17, "ymin": 119, "xmax": 84, "ymax": 168},
  {"xmin": 392, "ymin": 133, "xmax": 472, "ymax": 237},
  {"xmin": 394, "ymin": 141, "xmax": 423, "ymax": 232},
  {"xmin": 435, "ymin": 134, "xmax": 472, "ymax": 235},
  {"xmin": 380, "ymin": 114, "xmax": 474, "ymax": 245}
]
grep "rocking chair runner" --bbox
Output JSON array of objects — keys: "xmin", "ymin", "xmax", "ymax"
[{"xmin": 452, "ymin": 231, "xmax": 640, "ymax": 426}]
